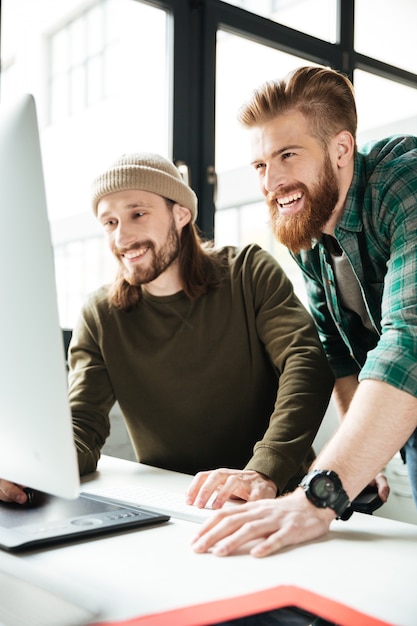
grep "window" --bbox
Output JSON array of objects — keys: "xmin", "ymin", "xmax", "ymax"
[
  {"xmin": 355, "ymin": 0, "xmax": 417, "ymax": 74},
  {"xmin": 214, "ymin": 31, "xmax": 316, "ymax": 295},
  {"xmin": 222, "ymin": 0, "xmax": 338, "ymax": 42},
  {"xmin": 48, "ymin": 1, "xmax": 115, "ymax": 122},
  {"xmin": 354, "ymin": 70, "xmax": 417, "ymax": 142},
  {"xmin": 1, "ymin": 0, "xmax": 417, "ymax": 322},
  {"xmin": 1, "ymin": 0, "xmax": 170, "ymax": 327}
]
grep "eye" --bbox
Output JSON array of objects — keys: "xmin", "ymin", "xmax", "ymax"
[
  {"xmin": 100, "ymin": 217, "xmax": 117, "ymax": 230},
  {"xmin": 253, "ymin": 162, "xmax": 265, "ymax": 172},
  {"xmin": 282, "ymin": 151, "xmax": 295, "ymax": 160}
]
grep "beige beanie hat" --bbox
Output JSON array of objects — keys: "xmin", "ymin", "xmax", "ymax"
[{"xmin": 91, "ymin": 152, "xmax": 198, "ymax": 221}]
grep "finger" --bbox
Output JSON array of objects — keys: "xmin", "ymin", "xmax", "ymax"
[
  {"xmin": 185, "ymin": 471, "xmax": 210, "ymax": 504},
  {"xmin": 211, "ymin": 475, "xmax": 244, "ymax": 509},
  {"xmin": 213, "ymin": 475, "xmax": 277, "ymax": 507},
  {"xmin": 192, "ymin": 506, "xmax": 269, "ymax": 553},
  {"xmin": 191, "ymin": 470, "xmax": 233, "ymax": 508},
  {"xmin": 249, "ymin": 524, "xmax": 313, "ymax": 558},
  {"xmin": 191, "ymin": 506, "xmax": 247, "ymax": 548},
  {"xmin": 0, "ymin": 481, "xmax": 28, "ymax": 504},
  {"xmin": 375, "ymin": 474, "xmax": 390, "ymax": 502},
  {"xmin": 209, "ymin": 513, "xmax": 289, "ymax": 557},
  {"xmin": 250, "ymin": 532, "xmax": 287, "ymax": 558},
  {"xmin": 250, "ymin": 509, "xmax": 333, "ymax": 558}
]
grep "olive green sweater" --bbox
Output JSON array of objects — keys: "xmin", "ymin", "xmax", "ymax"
[{"xmin": 69, "ymin": 244, "xmax": 334, "ymax": 494}]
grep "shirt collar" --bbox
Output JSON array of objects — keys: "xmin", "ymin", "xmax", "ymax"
[{"xmin": 334, "ymin": 152, "xmax": 366, "ymax": 236}]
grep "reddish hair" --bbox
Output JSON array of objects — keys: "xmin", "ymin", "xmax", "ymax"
[{"xmin": 238, "ymin": 65, "xmax": 357, "ymax": 151}]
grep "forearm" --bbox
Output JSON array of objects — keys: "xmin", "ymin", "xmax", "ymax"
[
  {"xmin": 73, "ymin": 422, "xmax": 104, "ymax": 475},
  {"xmin": 69, "ymin": 323, "xmax": 114, "ymax": 475},
  {"xmin": 332, "ymin": 374, "xmax": 358, "ymax": 418},
  {"xmin": 313, "ymin": 378, "xmax": 417, "ymax": 500}
]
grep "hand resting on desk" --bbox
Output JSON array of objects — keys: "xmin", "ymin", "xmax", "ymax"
[
  {"xmin": 191, "ymin": 487, "xmax": 335, "ymax": 558},
  {"xmin": 185, "ymin": 468, "xmax": 277, "ymax": 509}
]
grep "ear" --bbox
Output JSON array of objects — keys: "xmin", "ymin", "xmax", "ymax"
[
  {"xmin": 173, "ymin": 203, "xmax": 192, "ymax": 229},
  {"xmin": 333, "ymin": 130, "xmax": 355, "ymax": 168}
]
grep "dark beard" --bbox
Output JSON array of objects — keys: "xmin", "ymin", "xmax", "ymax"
[
  {"xmin": 267, "ymin": 152, "xmax": 339, "ymax": 254},
  {"xmin": 117, "ymin": 218, "xmax": 180, "ymax": 286}
]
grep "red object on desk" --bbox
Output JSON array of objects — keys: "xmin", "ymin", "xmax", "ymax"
[{"xmin": 93, "ymin": 584, "xmax": 392, "ymax": 626}]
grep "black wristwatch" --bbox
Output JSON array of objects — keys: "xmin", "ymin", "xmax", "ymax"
[{"xmin": 300, "ymin": 470, "xmax": 353, "ymax": 520}]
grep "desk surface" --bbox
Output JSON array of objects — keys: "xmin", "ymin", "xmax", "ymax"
[{"xmin": 7, "ymin": 455, "xmax": 417, "ymax": 626}]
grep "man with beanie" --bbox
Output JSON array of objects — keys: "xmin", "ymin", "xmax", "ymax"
[{"xmin": 1, "ymin": 152, "xmax": 334, "ymax": 510}]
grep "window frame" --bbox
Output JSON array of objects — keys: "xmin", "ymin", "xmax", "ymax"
[
  {"xmin": 1, "ymin": 0, "xmax": 416, "ymax": 237},
  {"xmin": 164, "ymin": 0, "xmax": 417, "ymax": 238}
]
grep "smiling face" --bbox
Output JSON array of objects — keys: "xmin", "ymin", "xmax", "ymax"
[
  {"xmin": 250, "ymin": 109, "xmax": 340, "ymax": 253},
  {"xmin": 97, "ymin": 189, "xmax": 190, "ymax": 294}
]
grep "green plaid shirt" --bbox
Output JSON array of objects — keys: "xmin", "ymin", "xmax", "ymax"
[{"xmin": 292, "ymin": 135, "xmax": 417, "ymax": 396}]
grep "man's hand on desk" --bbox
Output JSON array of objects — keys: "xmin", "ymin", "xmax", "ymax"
[
  {"xmin": 191, "ymin": 487, "xmax": 334, "ymax": 558},
  {"xmin": 185, "ymin": 468, "xmax": 277, "ymax": 509},
  {"xmin": 0, "ymin": 479, "xmax": 28, "ymax": 504}
]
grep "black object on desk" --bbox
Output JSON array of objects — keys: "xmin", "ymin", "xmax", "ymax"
[{"xmin": 351, "ymin": 485, "xmax": 384, "ymax": 515}]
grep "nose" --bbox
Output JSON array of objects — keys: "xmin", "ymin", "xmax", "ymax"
[
  {"xmin": 114, "ymin": 219, "xmax": 136, "ymax": 249},
  {"xmin": 263, "ymin": 163, "xmax": 286, "ymax": 195}
]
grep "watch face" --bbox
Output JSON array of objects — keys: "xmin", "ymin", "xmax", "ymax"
[
  {"xmin": 302, "ymin": 470, "xmax": 351, "ymax": 518},
  {"xmin": 312, "ymin": 474, "xmax": 337, "ymax": 501}
]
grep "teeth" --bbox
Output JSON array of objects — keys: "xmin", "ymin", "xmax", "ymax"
[
  {"xmin": 124, "ymin": 247, "xmax": 147, "ymax": 259},
  {"xmin": 278, "ymin": 192, "xmax": 302, "ymax": 206}
]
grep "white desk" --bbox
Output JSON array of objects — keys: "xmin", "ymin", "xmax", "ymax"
[{"xmin": 8, "ymin": 455, "xmax": 417, "ymax": 626}]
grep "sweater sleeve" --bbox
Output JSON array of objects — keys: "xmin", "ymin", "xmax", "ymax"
[
  {"xmin": 243, "ymin": 246, "xmax": 335, "ymax": 493},
  {"xmin": 68, "ymin": 292, "xmax": 115, "ymax": 475}
]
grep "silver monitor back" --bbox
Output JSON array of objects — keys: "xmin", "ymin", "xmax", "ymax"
[{"xmin": 0, "ymin": 94, "xmax": 80, "ymax": 499}]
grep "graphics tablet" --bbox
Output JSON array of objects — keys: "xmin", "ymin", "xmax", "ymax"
[{"xmin": 0, "ymin": 492, "xmax": 169, "ymax": 552}]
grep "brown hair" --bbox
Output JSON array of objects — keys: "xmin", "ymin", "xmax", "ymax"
[
  {"xmin": 108, "ymin": 199, "xmax": 226, "ymax": 311},
  {"xmin": 238, "ymin": 66, "xmax": 357, "ymax": 151}
]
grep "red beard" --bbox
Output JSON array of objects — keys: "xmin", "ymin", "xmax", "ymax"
[{"xmin": 266, "ymin": 152, "xmax": 339, "ymax": 254}]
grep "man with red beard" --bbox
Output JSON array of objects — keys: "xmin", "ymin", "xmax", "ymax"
[
  {"xmin": 0, "ymin": 152, "xmax": 334, "ymax": 518},
  {"xmin": 192, "ymin": 65, "xmax": 417, "ymax": 559}
]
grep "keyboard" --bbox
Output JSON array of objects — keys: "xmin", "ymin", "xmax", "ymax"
[
  {"xmin": 81, "ymin": 484, "xmax": 234, "ymax": 523},
  {"xmin": 0, "ymin": 553, "xmax": 98, "ymax": 626}
]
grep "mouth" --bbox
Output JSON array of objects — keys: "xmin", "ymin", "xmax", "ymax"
[
  {"xmin": 276, "ymin": 191, "xmax": 304, "ymax": 216},
  {"xmin": 121, "ymin": 245, "xmax": 150, "ymax": 263}
]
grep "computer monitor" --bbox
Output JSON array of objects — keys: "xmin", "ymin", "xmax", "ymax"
[
  {"xmin": 0, "ymin": 94, "xmax": 80, "ymax": 499},
  {"xmin": 0, "ymin": 95, "xmax": 170, "ymax": 552}
]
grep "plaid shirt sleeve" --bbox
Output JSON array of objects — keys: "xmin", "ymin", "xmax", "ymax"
[
  {"xmin": 294, "ymin": 136, "xmax": 417, "ymax": 396},
  {"xmin": 359, "ymin": 141, "xmax": 417, "ymax": 396}
]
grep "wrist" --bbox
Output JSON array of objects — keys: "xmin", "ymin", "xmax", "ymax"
[{"xmin": 299, "ymin": 469, "xmax": 353, "ymax": 520}]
